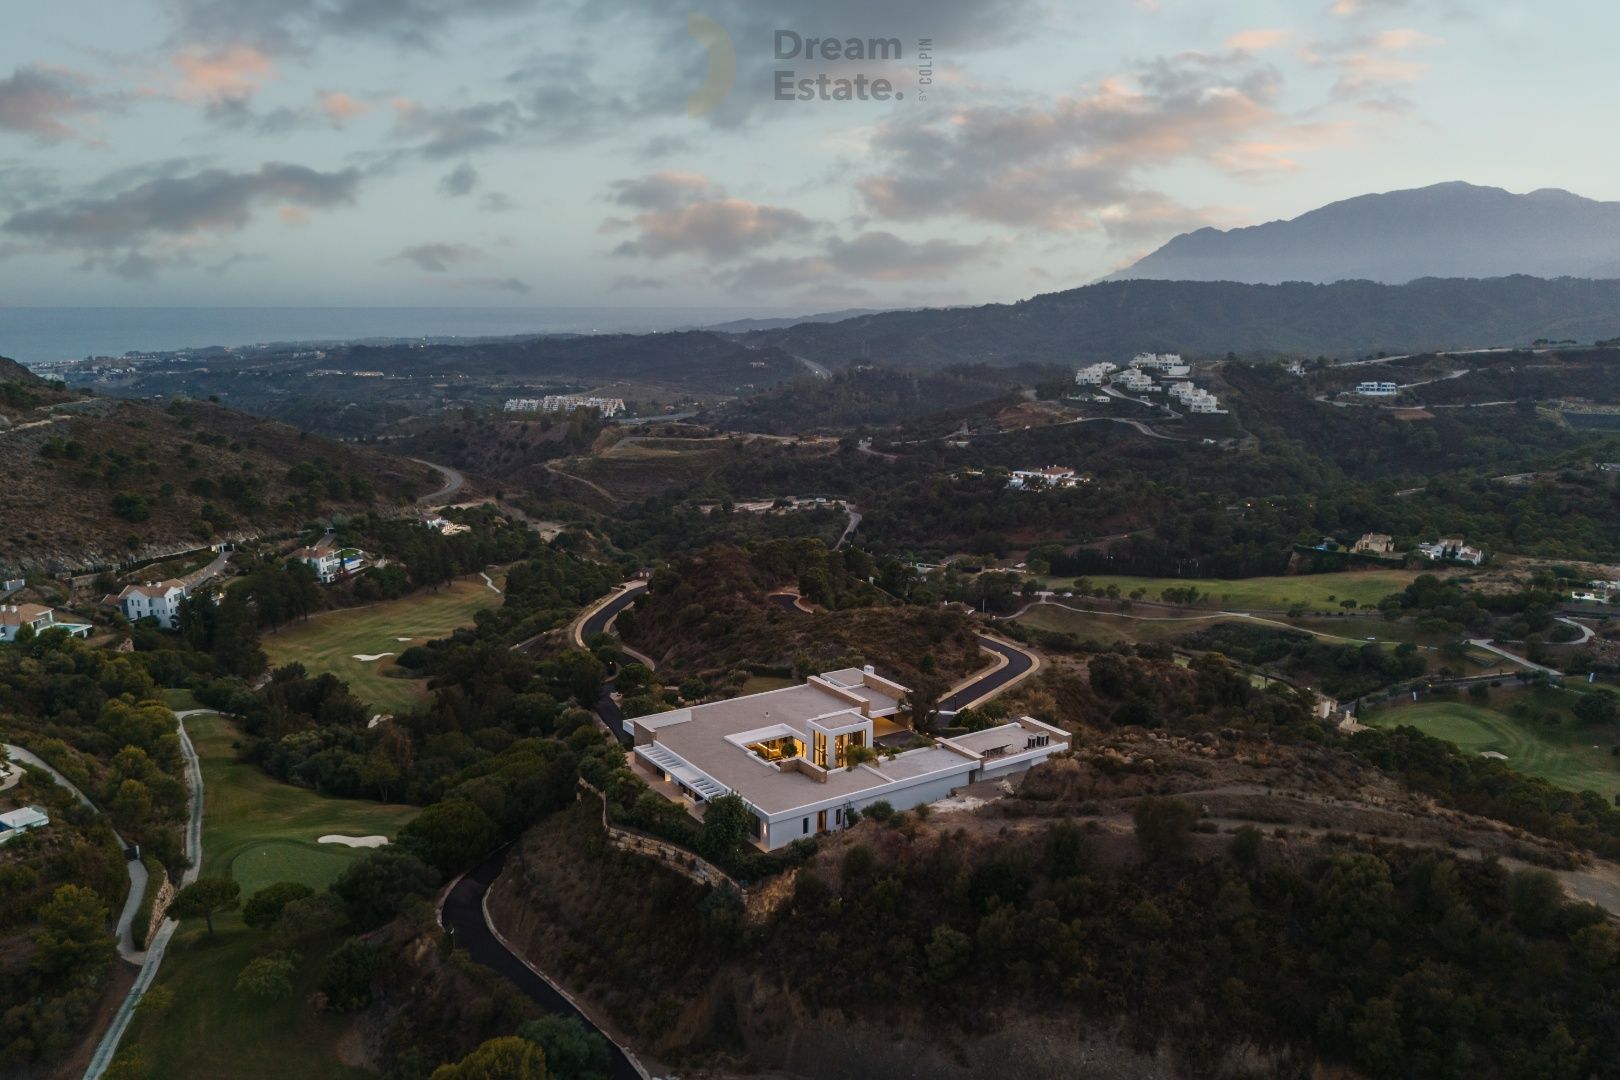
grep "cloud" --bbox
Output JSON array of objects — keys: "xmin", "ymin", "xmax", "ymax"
[
  {"xmin": 389, "ymin": 242, "xmax": 490, "ymax": 273},
  {"xmin": 1225, "ymin": 29, "xmax": 1288, "ymax": 52},
  {"xmin": 1302, "ymin": 26, "xmax": 1440, "ymax": 105},
  {"xmin": 168, "ymin": 0, "xmax": 535, "ymax": 54},
  {"xmin": 2, "ymin": 162, "xmax": 362, "ymax": 276},
  {"xmin": 606, "ymin": 172, "xmax": 813, "ymax": 259},
  {"xmin": 611, "ymin": 171, "xmax": 713, "ymax": 210},
  {"xmin": 317, "ymin": 90, "xmax": 370, "ymax": 124},
  {"xmin": 612, "ymin": 274, "xmax": 666, "ymax": 290},
  {"xmin": 438, "ymin": 161, "xmax": 480, "ymax": 197},
  {"xmin": 0, "ymin": 65, "xmax": 113, "ymax": 144},
  {"xmin": 465, "ymin": 275, "xmax": 530, "ymax": 294},
  {"xmin": 478, "ymin": 192, "xmax": 516, "ymax": 213},
  {"xmin": 170, "ymin": 45, "xmax": 275, "ymax": 105},
  {"xmin": 717, "ymin": 231, "xmax": 992, "ymax": 292}
]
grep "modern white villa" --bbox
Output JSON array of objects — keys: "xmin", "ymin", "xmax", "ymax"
[
  {"xmin": 628, "ymin": 667, "xmax": 1069, "ymax": 850},
  {"xmin": 0, "ymin": 604, "xmax": 93, "ymax": 641},
  {"xmin": 110, "ymin": 580, "xmax": 189, "ymax": 629}
]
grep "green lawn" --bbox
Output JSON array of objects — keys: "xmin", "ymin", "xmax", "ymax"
[
  {"xmin": 116, "ymin": 713, "xmax": 419, "ymax": 1079},
  {"xmin": 189, "ymin": 713, "xmax": 417, "ymax": 889},
  {"xmin": 121, "ymin": 922, "xmax": 369, "ymax": 1080},
  {"xmin": 1037, "ymin": 570, "xmax": 1419, "ymax": 612},
  {"xmin": 1365, "ymin": 686, "xmax": 1620, "ymax": 800},
  {"xmin": 261, "ymin": 575, "xmax": 502, "ymax": 713}
]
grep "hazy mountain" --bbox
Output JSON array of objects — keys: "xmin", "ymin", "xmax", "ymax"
[
  {"xmin": 702, "ymin": 308, "xmax": 888, "ymax": 333},
  {"xmin": 744, "ymin": 276, "xmax": 1620, "ymax": 365},
  {"xmin": 1110, "ymin": 182, "xmax": 1620, "ymax": 284}
]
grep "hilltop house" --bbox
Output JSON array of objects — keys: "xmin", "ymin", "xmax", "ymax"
[
  {"xmin": 1419, "ymin": 538, "xmax": 1485, "ymax": 565},
  {"xmin": 0, "ymin": 604, "xmax": 92, "ymax": 641},
  {"xmin": 292, "ymin": 535, "xmax": 370, "ymax": 584},
  {"xmin": 628, "ymin": 667, "xmax": 1069, "ymax": 850},
  {"xmin": 1074, "ymin": 362, "xmax": 1117, "ymax": 385},
  {"xmin": 110, "ymin": 580, "xmax": 189, "ymax": 629},
  {"xmin": 1008, "ymin": 466, "xmax": 1083, "ymax": 491},
  {"xmin": 1356, "ymin": 381, "xmax": 1398, "ymax": 397},
  {"xmin": 1352, "ymin": 533, "xmax": 1397, "ymax": 555},
  {"xmin": 0, "ymin": 806, "xmax": 49, "ymax": 838}
]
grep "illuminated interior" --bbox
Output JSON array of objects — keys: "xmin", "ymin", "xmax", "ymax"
[{"xmin": 747, "ymin": 735, "xmax": 806, "ymax": 762}]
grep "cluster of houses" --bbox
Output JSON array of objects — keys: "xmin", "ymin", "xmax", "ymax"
[
  {"xmin": 1006, "ymin": 466, "xmax": 1085, "ymax": 491},
  {"xmin": 1074, "ymin": 353, "xmax": 1224, "ymax": 413},
  {"xmin": 627, "ymin": 666, "xmax": 1069, "ymax": 850},
  {"xmin": 503, "ymin": 395, "xmax": 626, "ymax": 417}
]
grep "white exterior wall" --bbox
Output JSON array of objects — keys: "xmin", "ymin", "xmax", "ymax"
[{"xmin": 758, "ymin": 766, "xmax": 975, "ymax": 850}]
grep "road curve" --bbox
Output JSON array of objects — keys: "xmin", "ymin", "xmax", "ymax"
[
  {"xmin": 411, "ymin": 458, "xmax": 465, "ymax": 504},
  {"xmin": 84, "ymin": 710, "xmax": 207, "ymax": 1080},
  {"xmin": 943, "ymin": 636, "xmax": 1038, "ymax": 712},
  {"xmin": 764, "ymin": 593, "xmax": 1040, "ymax": 712},
  {"xmin": 440, "ymin": 847, "xmax": 644, "ymax": 1080}
]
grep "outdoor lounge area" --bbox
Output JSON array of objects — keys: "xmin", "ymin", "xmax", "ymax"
[{"xmin": 627, "ymin": 666, "xmax": 1069, "ymax": 850}]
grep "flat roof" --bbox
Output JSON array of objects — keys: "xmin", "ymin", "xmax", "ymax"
[{"xmin": 633, "ymin": 670, "xmax": 926, "ymax": 815}]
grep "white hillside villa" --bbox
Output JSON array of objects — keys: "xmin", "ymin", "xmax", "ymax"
[
  {"xmin": 628, "ymin": 667, "xmax": 1069, "ymax": 850},
  {"xmin": 1007, "ymin": 466, "xmax": 1083, "ymax": 491},
  {"xmin": 292, "ymin": 535, "xmax": 370, "ymax": 584},
  {"xmin": 0, "ymin": 604, "xmax": 92, "ymax": 641},
  {"xmin": 110, "ymin": 580, "xmax": 188, "ymax": 629}
]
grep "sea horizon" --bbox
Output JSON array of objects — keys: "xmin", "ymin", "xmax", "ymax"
[{"xmin": 0, "ymin": 304, "xmax": 805, "ymax": 367}]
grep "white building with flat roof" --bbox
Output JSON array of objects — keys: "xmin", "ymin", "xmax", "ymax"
[
  {"xmin": 1074, "ymin": 362, "xmax": 1116, "ymax": 385},
  {"xmin": 628, "ymin": 668, "xmax": 1068, "ymax": 850},
  {"xmin": 1357, "ymin": 381, "xmax": 1398, "ymax": 396}
]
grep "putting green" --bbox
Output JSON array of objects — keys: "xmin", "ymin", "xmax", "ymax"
[{"xmin": 226, "ymin": 840, "xmax": 362, "ymax": 896}]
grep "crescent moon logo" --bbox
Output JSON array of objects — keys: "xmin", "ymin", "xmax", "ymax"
[{"xmin": 686, "ymin": 14, "xmax": 735, "ymax": 118}]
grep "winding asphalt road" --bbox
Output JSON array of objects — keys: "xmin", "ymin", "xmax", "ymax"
[
  {"xmin": 440, "ymin": 848, "xmax": 643, "ymax": 1080},
  {"xmin": 572, "ymin": 582, "xmax": 650, "ymax": 742},
  {"xmin": 411, "ymin": 458, "xmax": 465, "ymax": 504},
  {"xmin": 764, "ymin": 590, "xmax": 1038, "ymax": 712},
  {"xmin": 941, "ymin": 636, "xmax": 1037, "ymax": 712}
]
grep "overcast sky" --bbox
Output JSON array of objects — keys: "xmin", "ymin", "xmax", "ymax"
[{"xmin": 0, "ymin": 0, "xmax": 1611, "ymax": 310}]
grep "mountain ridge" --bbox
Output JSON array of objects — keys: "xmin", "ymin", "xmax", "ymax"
[{"xmin": 1110, "ymin": 181, "xmax": 1620, "ymax": 284}]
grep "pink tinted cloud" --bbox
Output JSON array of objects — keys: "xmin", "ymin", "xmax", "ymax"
[
  {"xmin": 171, "ymin": 46, "xmax": 275, "ymax": 104},
  {"xmin": 317, "ymin": 90, "xmax": 371, "ymax": 125}
]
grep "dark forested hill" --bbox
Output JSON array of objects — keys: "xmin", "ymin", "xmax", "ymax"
[{"xmin": 743, "ymin": 276, "xmax": 1620, "ymax": 367}]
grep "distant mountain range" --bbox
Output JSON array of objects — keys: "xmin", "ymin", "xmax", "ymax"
[
  {"xmin": 741, "ymin": 276, "xmax": 1620, "ymax": 365},
  {"xmin": 1110, "ymin": 182, "xmax": 1620, "ymax": 284}
]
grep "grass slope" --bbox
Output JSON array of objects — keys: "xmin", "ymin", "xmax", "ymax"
[
  {"xmin": 1366, "ymin": 687, "xmax": 1620, "ymax": 800},
  {"xmin": 1038, "ymin": 570, "xmax": 1418, "ymax": 611},
  {"xmin": 120, "ymin": 714, "xmax": 417, "ymax": 1079},
  {"xmin": 261, "ymin": 576, "xmax": 502, "ymax": 714},
  {"xmin": 190, "ymin": 712, "xmax": 417, "ymax": 892}
]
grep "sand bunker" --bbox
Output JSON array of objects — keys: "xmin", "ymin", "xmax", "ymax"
[
  {"xmin": 396, "ymin": 637, "xmax": 415, "ymax": 642},
  {"xmin": 1479, "ymin": 751, "xmax": 1508, "ymax": 760},
  {"xmin": 351, "ymin": 652, "xmax": 395, "ymax": 662},
  {"xmin": 318, "ymin": 834, "xmax": 389, "ymax": 848}
]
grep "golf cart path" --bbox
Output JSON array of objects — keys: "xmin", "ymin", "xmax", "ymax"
[{"xmin": 83, "ymin": 709, "xmax": 207, "ymax": 1080}]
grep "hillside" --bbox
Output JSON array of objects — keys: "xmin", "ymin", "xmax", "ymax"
[
  {"xmin": 1113, "ymin": 182, "xmax": 1620, "ymax": 285},
  {"xmin": 0, "ymin": 392, "xmax": 439, "ymax": 574},
  {"xmin": 615, "ymin": 543, "xmax": 984, "ymax": 686},
  {"xmin": 743, "ymin": 276, "xmax": 1620, "ymax": 367}
]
